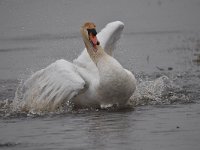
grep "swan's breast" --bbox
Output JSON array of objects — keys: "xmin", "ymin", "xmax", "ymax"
[{"xmin": 97, "ymin": 55, "xmax": 136, "ymax": 105}]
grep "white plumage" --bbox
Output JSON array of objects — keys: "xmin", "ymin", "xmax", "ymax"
[{"xmin": 20, "ymin": 21, "xmax": 136, "ymax": 112}]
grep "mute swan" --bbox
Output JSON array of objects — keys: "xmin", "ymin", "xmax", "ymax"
[{"xmin": 19, "ymin": 21, "xmax": 136, "ymax": 112}]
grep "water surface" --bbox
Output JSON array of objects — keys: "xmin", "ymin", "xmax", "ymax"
[{"xmin": 0, "ymin": 0, "xmax": 200, "ymax": 150}]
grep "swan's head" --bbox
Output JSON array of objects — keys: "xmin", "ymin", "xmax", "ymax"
[{"xmin": 81, "ymin": 22, "xmax": 100, "ymax": 51}]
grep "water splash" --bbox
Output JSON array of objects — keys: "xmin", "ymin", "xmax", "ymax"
[
  {"xmin": 0, "ymin": 69, "xmax": 191, "ymax": 117},
  {"xmin": 11, "ymin": 74, "xmax": 75, "ymax": 115},
  {"xmin": 130, "ymin": 74, "xmax": 190, "ymax": 106}
]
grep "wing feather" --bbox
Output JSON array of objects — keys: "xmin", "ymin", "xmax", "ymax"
[{"xmin": 22, "ymin": 59, "xmax": 86, "ymax": 112}]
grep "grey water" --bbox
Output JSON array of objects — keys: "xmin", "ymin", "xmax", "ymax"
[{"xmin": 0, "ymin": 0, "xmax": 200, "ymax": 149}]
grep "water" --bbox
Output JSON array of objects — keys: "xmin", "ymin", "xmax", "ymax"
[
  {"xmin": 0, "ymin": 0, "xmax": 200, "ymax": 149},
  {"xmin": 0, "ymin": 105, "xmax": 200, "ymax": 150}
]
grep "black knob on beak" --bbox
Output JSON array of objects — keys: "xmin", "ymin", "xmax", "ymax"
[{"xmin": 87, "ymin": 28, "xmax": 97, "ymax": 36}]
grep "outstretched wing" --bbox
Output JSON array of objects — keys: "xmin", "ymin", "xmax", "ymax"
[
  {"xmin": 73, "ymin": 21, "xmax": 124, "ymax": 69},
  {"xmin": 22, "ymin": 59, "xmax": 86, "ymax": 112},
  {"xmin": 98, "ymin": 21, "xmax": 124, "ymax": 56}
]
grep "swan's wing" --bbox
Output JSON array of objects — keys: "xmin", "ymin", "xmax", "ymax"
[
  {"xmin": 22, "ymin": 59, "xmax": 86, "ymax": 112},
  {"xmin": 98, "ymin": 21, "xmax": 124, "ymax": 56},
  {"xmin": 73, "ymin": 21, "xmax": 124, "ymax": 69}
]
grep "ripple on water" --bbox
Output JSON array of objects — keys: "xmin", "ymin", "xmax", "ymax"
[
  {"xmin": 0, "ymin": 142, "xmax": 21, "ymax": 148},
  {"xmin": 0, "ymin": 72, "xmax": 193, "ymax": 118}
]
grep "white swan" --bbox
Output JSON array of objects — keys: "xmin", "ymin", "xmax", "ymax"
[{"xmin": 19, "ymin": 21, "xmax": 136, "ymax": 112}]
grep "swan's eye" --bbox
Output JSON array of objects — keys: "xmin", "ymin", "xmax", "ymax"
[{"xmin": 87, "ymin": 28, "xmax": 97, "ymax": 36}]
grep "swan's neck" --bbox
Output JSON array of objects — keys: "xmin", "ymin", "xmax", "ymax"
[
  {"xmin": 87, "ymin": 45, "xmax": 106, "ymax": 64},
  {"xmin": 80, "ymin": 28, "xmax": 106, "ymax": 64}
]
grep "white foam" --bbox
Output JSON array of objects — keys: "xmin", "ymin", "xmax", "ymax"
[{"xmin": 130, "ymin": 75, "xmax": 189, "ymax": 106}]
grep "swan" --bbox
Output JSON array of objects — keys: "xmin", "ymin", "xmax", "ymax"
[{"xmin": 18, "ymin": 21, "xmax": 136, "ymax": 112}]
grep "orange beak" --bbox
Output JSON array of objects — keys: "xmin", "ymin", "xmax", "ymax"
[
  {"xmin": 89, "ymin": 34, "xmax": 99, "ymax": 49},
  {"xmin": 88, "ymin": 28, "xmax": 100, "ymax": 51}
]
